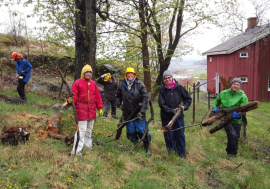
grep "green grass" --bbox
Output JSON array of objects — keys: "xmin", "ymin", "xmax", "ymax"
[{"xmin": 0, "ymin": 89, "xmax": 270, "ymax": 189}]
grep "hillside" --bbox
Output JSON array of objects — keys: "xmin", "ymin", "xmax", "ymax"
[{"xmin": 0, "ymin": 68, "xmax": 270, "ymax": 188}]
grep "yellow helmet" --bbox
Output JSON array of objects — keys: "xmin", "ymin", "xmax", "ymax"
[
  {"xmin": 104, "ymin": 73, "xmax": 111, "ymax": 82},
  {"xmin": 123, "ymin": 67, "xmax": 138, "ymax": 79}
]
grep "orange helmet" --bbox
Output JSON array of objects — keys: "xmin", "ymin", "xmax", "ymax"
[{"xmin": 11, "ymin": 52, "xmax": 23, "ymax": 61}]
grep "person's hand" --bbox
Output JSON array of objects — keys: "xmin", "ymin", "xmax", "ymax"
[
  {"xmin": 99, "ymin": 109, "xmax": 103, "ymax": 116},
  {"xmin": 15, "ymin": 74, "xmax": 19, "ymax": 79},
  {"xmin": 212, "ymin": 108, "xmax": 219, "ymax": 114},
  {"xmin": 174, "ymin": 108, "xmax": 178, "ymax": 114},
  {"xmin": 67, "ymin": 97, "xmax": 73, "ymax": 103},
  {"xmin": 101, "ymin": 73, "xmax": 108, "ymax": 78},
  {"xmin": 232, "ymin": 112, "xmax": 241, "ymax": 119},
  {"xmin": 137, "ymin": 112, "xmax": 144, "ymax": 119},
  {"xmin": 180, "ymin": 105, "xmax": 185, "ymax": 111}
]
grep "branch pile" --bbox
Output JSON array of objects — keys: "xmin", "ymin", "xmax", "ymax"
[{"xmin": 1, "ymin": 125, "xmax": 30, "ymax": 144}]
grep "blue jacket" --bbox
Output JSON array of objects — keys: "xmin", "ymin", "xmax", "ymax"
[{"xmin": 15, "ymin": 59, "xmax": 32, "ymax": 83}]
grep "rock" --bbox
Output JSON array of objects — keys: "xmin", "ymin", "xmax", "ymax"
[{"xmin": 95, "ymin": 64, "xmax": 124, "ymax": 77}]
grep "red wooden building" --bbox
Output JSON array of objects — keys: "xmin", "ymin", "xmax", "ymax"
[{"xmin": 203, "ymin": 17, "xmax": 270, "ymax": 101}]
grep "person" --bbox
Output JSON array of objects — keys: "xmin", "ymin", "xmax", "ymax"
[
  {"xmin": 97, "ymin": 73, "xmax": 118, "ymax": 118},
  {"xmin": 116, "ymin": 67, "xmax": 151, "ymax": 154},
  {"xmin": 12, "ymin": 52, "xmax": 32, "ymax": 101},
  {"xmin": 212, "ymin": 78, "xmax": 248, "ymax": 157},
  {"xmin": 67, "ymin": 64, "xmax": 104, "ymax": 156},
  {"xmin": 158, "ymin": 70, "xmax": 192, "ymax": 158}
]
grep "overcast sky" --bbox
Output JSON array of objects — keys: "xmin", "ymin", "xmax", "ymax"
[{"xmin": 0, "ymin": 0, "xmax": 269, "ymax": 61}]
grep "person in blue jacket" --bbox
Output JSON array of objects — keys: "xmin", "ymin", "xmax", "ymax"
[{"xmin": 12, "ymin": 52, "xmax": 32, "ymax": 101}]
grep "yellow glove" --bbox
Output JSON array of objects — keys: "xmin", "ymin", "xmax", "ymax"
[
  {"xmin": 99, "ymin": 109, "xmax": 103, "ymax": 116},
  {"xmin": 68, "ymin": 97, "xmax": 73, "ymax": 103}
]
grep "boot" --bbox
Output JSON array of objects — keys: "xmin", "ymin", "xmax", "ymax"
[{"xmin": 143, "ymin": 142, "xmax": 151, "ymax": 156}]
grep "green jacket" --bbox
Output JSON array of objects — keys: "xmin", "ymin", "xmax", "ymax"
[{"xmin": 212, "ymin": 88, "xmax": 249, "ymax": 124}]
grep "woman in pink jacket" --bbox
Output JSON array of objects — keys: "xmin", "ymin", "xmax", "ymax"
[{"xmin": 67, "ymin": 64, "xmax": 104, "ymax": 156}]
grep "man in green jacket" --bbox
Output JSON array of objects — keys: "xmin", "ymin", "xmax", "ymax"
[{"xmin": 212, "ymin": 78, "xmax": 248, "ymax": 157}]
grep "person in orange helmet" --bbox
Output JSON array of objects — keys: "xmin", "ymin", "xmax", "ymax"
[{"xmin": 12, "ymin": 52, "xmax": 32, "ymax": 101}]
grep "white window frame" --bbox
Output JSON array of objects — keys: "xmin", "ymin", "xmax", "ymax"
[
  {"xmin": 209, "ymin": 57, "xmax": 212, "ymax": 62},
  {"xmin": 239, "ymin": 77, "xmax": 248, "ymax": 83},
  {"xmin": 240, "ymin": 52, "xmax": 248, "ymax": 58},
  {"xmin": 268, "ymin": 77, "xmax": 270, "ymax": 91}
]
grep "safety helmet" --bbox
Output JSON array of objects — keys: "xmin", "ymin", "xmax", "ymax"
[
  {"xmin": 123, "ymin": 67, "xmax": 138, "ymax": 79},
  {"xmin": 104, "ymin": 73, "xmax": 111, "ymax": 82},
  {"xmin": 11, "ymin": 52, "xmax": 23, "ymax": 61}
]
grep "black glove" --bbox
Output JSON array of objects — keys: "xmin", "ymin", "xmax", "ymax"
[{"xmin": 19, "ymin": 70, "xmax": 27, "ymax": 80}]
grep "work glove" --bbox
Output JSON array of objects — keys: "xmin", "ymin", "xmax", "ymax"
[
  {"xmin": 137, "ymin": 112, "xmax": 144, "ymax": 119},
  {"xmin": 99, "ymin": 109, "xmax": 103, "ymax": 116},
  {"xmin": 232, "ymin": 112, "xmax": 241, "ymax": 119},
  {"xmin": 18, "ymin": 70, "xmax": 27, "ymax": 80},
  {"xmin": 67, "ymin": 97, "xmax": 73, "ymax": 103},
  {"xmin": 212, "ymin": 108, "xmax": 219, "ymax": 114},
  {"xmin": 101, "ymin": 73, "xmax": 108, "ymax": 78}
]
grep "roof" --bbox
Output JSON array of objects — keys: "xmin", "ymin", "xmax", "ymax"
[
  {"xmin": 202, "ymin": 24, "xmax": 270, "ymax": 56},
  {"xmin": 195, "ymin": 79, "xmax": 207, "ymax": 92}
]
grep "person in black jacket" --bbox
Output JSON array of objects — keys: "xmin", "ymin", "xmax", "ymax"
[
  {"xmin": 158, "ymin": 70, "xmax": 192, "ymax": 158},
  {"xmin": 97, "ymin": 73, "xmax": 118, "ymax": 118},
  {"xmin": 116, "ymin": 67, "xmax": 151, "ymax": 154}
]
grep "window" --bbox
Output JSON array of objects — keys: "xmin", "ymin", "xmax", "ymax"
[
  {"xmin": 209, "ymin": 57, "xmax": 212, "ymax": 62},
  {"xmin": 240, "ymin": 52, "xmax": 248, "ymax": 58},
  {"xmin": 268, "ymin": 77, "xmax": 270, "ymax": 91},
  {"xmin": 240, "ymin": 77, "xmax": 248, "ymax": 83}
]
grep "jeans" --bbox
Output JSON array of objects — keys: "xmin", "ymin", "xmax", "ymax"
[
  {"xmin": 225, "ymin": 123, "xmax": 241, "ymax": 155},
  {"xmin": 103, "ymin": 99, "xmax": 117, "ymax": 117},
  {"xmin": 17, "ymin": 80, "xmax": 27, "ymax": 100},
  {"xmin": 126, "ymin": 120, "xmax": 151, "ymax": 144},
  {"xmin": 162, "ymin": 118, "xmax": 186, "ymax": 157}
]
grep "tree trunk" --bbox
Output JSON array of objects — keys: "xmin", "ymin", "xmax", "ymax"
[
  {"xmin": 139, "ymin": 0, "xmax": 151, "ymax": 92},
  {"xmin": 74, "ymin": 0, "xmax": 97, "ymax": 80}
]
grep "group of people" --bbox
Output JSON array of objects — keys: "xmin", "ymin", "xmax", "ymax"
[{"xmin": 11, "ymin": 52, "xmax": 248, "ymax": 158}]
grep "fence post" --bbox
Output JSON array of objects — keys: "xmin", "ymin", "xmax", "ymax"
[
  {"xmin": 193, "ymin": 83, "xmax": 195, "ymax": 123},
  {"xmin": 208, "ymin": 91, "xmax": 210, "ymax": 110},
  {"xmin": 197, "ymin": 87, "xmax": 199, "ymax": 103}
]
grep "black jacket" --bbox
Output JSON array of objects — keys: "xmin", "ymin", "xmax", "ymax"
[
  {"xmin": 116, "ymin": 78, "xmax": 148, "ymax": 120},
  {"xmin": 158, "ymin": 80, "xmax": 192, "ymax": 119},
  {"xmin": 97, "ymin": 77, "xmax": 118, "ymax": 100}
]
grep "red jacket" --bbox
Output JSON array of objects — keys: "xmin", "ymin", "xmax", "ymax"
[{"xmin": 68, "ymin": 65, "xmax": 104, "ymax": 121}]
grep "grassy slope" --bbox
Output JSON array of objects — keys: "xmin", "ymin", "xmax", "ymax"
[{"xmin": 0, "ymin": 88, "xmax": 270, "ymax": 189}]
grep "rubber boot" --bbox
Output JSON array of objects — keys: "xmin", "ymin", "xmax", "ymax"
[{"xmin": 144, "ymin": 141, "xmax": 151, "ymax": 156}]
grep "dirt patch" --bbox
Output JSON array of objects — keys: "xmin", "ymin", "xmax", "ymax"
[{"xmin": 124, "ymin": 161, "xmax": 141, "ymax": 172}]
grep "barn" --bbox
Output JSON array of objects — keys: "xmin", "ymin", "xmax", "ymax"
[{"xmin": 202, "ymin": 17, "xmax": 270, "ymax": 101}]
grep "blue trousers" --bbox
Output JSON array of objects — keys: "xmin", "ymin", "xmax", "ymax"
[
  {"xmin": 162, "ymin": 118, "xmax": 185, "ymax": 157},
  {"xmin": 126, "ymin": 120, "xmax": 151, "ymax": 144}
]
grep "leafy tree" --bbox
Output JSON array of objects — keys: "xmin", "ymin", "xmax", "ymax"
[{"xmin": 23, "ymin": 0, "xmax": 110, "ymax": 80}]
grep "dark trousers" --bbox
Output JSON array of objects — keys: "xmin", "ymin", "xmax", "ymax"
[
  {"xmin": 103, "ymin": 99, "xmax": 116, "ymax": 117},
  {"xmin": 225, "ymin": 123, "xmax": 241, "ymax": 155},
  {"xmin": 17, "ymin": 80, "xmax": 27, "ymax": 100},
  {"xmin": 162, "ymin": 118, "xmax": 186, "ymax": 157}
]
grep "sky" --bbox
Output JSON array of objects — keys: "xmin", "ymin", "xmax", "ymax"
[{"xmin": 0, "ymin": 0, "xmax": 268, "ymax": 62}]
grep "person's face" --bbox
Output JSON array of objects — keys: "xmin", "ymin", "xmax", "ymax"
[
  {"xmin": 231, "ymin": 82, "xmax": 241, "ymax": 92},
  {"xmin": 126, "ymin": 72, "xmax": 136, "ymax": 80},
  {"xmin": 108, "ymin": 78, "xmax": 112, "ymax": 82},
  {"xmin": 164, "ymin": 76, "xmax": 173, "ymax": 84},
  {"xmin": 84, "ymin": 71, "xmax": 92, "ymax": 79}
]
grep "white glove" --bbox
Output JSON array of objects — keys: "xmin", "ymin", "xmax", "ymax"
[{"xmin": 101, "ymin": 73, "xmax": 108, "ymax": 78}]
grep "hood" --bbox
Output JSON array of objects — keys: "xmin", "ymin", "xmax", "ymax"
[{"xmin": 80, "ymin": 64, "xmax": 93, "ymax": 79}]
